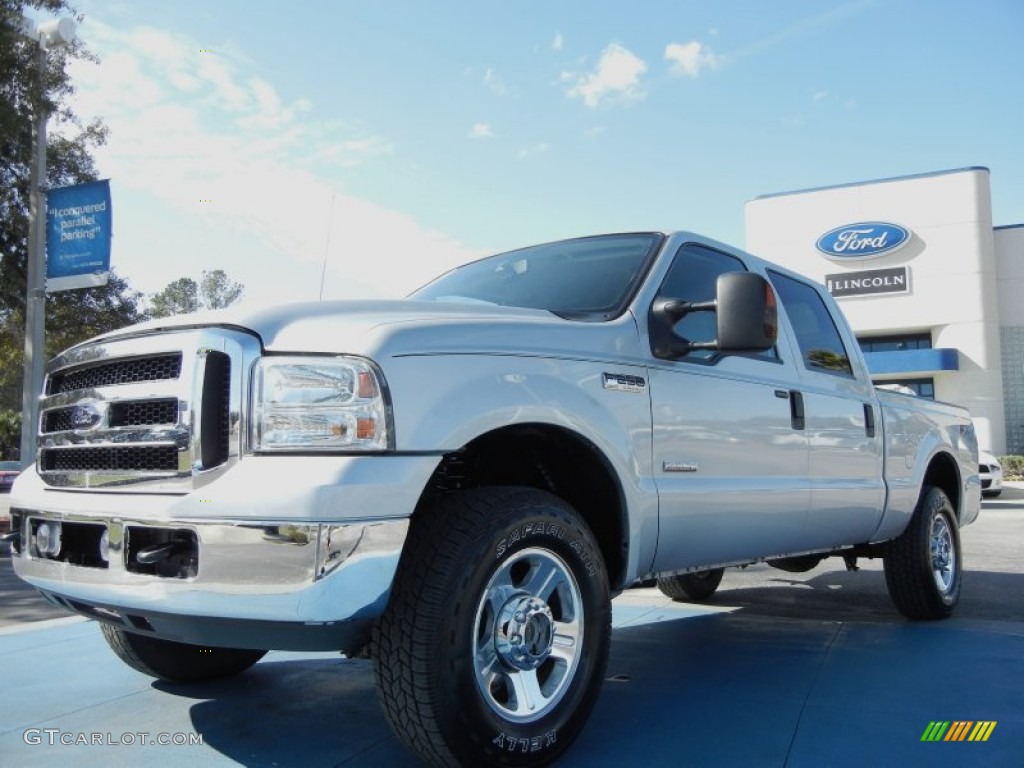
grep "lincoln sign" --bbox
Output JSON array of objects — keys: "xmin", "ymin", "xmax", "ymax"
[{"xmin": 825, "ymin": 266, "xmax": 909, "ymax": 298}]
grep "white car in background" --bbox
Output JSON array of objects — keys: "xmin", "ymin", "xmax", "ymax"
[{"xmin": 980, "ymin": 451, "xmax": 1003, "ymax": 498}]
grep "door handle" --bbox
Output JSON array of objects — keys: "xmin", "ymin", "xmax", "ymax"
[
  {"xmin": 790, "ymin": 390, "xmax": 805, "ymax": 431},
  {"xmin": 864, "ymin": 403, "xmax": 876, "ymax": 438}
]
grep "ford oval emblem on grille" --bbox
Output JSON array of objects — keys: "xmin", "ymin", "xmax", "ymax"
[
  {"xmin": 815, "ymin": 222, "xmax": 910, "ymax": 260},
  {"xmin": 71, "ymin": 403, "xmax": 103, "ymax": 430}
]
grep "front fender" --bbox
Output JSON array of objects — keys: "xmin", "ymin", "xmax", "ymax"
[{"xmin": 384, "ymin": 353, "xmax": 658, "ymax": 576}]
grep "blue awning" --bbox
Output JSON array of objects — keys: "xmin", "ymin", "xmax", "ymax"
[{"xmin": 863, "ymin": 348, "xmax": 960, "ymax": 375}]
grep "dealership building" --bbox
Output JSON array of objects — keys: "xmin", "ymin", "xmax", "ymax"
[{"xmin": 745, "ymin": 166, "xmax": 1023, "ymax": 456}]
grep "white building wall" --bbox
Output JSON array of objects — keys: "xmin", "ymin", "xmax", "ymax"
[
  {"xmin": 745, "ymin": 168, "xmax": 1006, "ymax": 453},
  {"xmin": 995, "ymin": 225, "xmax": 1024, "ymax": 453}
]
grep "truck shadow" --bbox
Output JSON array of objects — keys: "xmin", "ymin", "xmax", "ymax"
[
  {"xmin": 169, "ymin": 568, "xmax": 1024, "ymax": 767},
  {"xmin": 707, "ymin": 566, "xmax": 1024, "ymax": 623}
]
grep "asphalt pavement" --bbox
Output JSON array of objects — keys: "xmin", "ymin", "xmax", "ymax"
[{"xmin": 1, "ymin": 488, "xmax": 1022, "ymax": 766}]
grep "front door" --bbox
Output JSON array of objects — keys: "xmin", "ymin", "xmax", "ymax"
[{"xmin": 647, "ymin": 244, "xmax": 810, "ymax": 572}]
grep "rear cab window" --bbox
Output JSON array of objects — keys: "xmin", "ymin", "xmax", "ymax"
[{"xmin": 767, "ymin": 270, "xmax": 853, "ymax": 377}]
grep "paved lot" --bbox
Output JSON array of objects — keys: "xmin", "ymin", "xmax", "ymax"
[{"xmin": 1, "ymin": 487, "xmax": 1022, "ymax": 766}]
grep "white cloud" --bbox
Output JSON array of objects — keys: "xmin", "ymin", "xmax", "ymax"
[
  {"xmin": 319, "ymin": 136, "xmax": 395, "ymax": 167},
  {"xmin": 664, "ymin": 41, "xmax": 720, "ymax": 78},
  {"xmin": 63, "ymin": 18, "xmax": 479, "ymax": 306},
  {"xmin": 583, "ymin": 126, "xmax": 606, "ymax": 139},
  {"xmin": 518, "ymin": 143, "xmax": 549, "ymax": 159},
  {"xmin": 552, "ymin": 32, "xmax": 564, "ymax": 51},
  {"xmin": 814, "ymin": 90, "xmax": 829, "ymax": 102},
  {"xmin": 565, "ymin": 43, "xmax": 647, "ymax": 108},
  {"xmin": 469, "ymin": 123, "xmax": 495, "ymax": 139},
  {"xmin": 483, "ymin": 68, "xmax": 508, "ymax": 96}
]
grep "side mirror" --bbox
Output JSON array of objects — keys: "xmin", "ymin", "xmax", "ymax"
[
  {"xmin": 716, "ymin": 272, "xmax": 778, "ymax": 352},
  {"xmin": 650, "ymin": 272, "xmax": 777, "ymax": 358}
]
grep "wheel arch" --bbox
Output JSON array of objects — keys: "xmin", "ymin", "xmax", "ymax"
[
  {"xmin": 416, "ymin": 423, "xmax": 629, "ymax": 591},
  {"xmin": 922, "ymin": 450, "xmax": 962, "ymax": 522}
]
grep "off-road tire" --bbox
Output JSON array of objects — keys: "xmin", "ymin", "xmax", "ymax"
[
  {"xmin": 656, "ymin": 568, "xmax": 725, "ymax": 602},
  {"xmin": 883, "ymin": 486, "xmax": 961, "ymax": 620},
  {"xmin": 371, "ymin": 487, "xmax": 611, "ymax": 767},
  {"xmin": 100, "ymin": 624, "xmax": 266, "ymax": 682}
]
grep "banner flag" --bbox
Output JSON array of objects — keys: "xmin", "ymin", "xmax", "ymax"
[{"xmin": 45, "ymin": 179, "xmax": 112, "ymax": 292}]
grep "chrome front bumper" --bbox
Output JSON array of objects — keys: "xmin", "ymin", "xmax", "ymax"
[{"xmin": 11, "ymin": 510, "xmax": 408, "ymax": 652}]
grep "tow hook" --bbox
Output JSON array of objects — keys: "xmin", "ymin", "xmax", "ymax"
[{"xmin": 135, "ymin": 541, "xmax": 189, "ymax": 565}]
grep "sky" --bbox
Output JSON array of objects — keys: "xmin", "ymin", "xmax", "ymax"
[{"xmin": 26, "ymin": 0, "xmax": 1024, "ymax": 309}]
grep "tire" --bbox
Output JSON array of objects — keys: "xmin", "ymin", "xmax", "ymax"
[
  {"xmin": 372, "ymin": 487, "xmax": 611, "ymax": 767},
  {"xmin": 883, "ymin": 486, "xmax": 961, "ymax": 620},
  {"xmin": 656, "ymin": 568, "xmax": 725, "ymax": 602},
  {"xmin": 100, "ymin": 624, "xmax": 267, "ymax": 682}
]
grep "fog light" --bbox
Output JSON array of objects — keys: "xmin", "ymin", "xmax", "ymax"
[
  {"xmin": 99, "ymin": 528, "xmax": 109, "ymax": 563},
  {"xmin": 34, "ymin": 522, "xmax": 62, "ymax": 558}
]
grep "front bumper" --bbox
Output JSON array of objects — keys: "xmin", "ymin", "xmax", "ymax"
[
  {"xmin": 10, "ymin": 511, "xmax": 408, "ymax": 652},
  {"xmin": 9, "ymin": 454, "xmax": 438, "ymax": 651}
]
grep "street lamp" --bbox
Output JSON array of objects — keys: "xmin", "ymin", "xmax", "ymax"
[{"xmin": 18, "ymin": 16, "xmax": 77, "ymax": 469}]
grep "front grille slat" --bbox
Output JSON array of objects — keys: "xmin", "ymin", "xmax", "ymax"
[
  {"xmin": 48, "ymin": 354, "xmax": 182, "ymax": 395},
  {"xmin": 42, "ymin": 399, "xmax": 179, "ymax": 434},
  {"xmin": 41, "ymin": 446, "xmax": 179, "ymax": 473},
  {"xmin": 110, "ymin": 400, "xmax": 179, "ymax": 428}
]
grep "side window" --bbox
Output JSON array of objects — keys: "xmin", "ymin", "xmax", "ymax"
[
  {"xmin": 768, "ymin": 270, "xmax": 853, "ymax": 377},
  {"xmin": 654, "ymin": 243, "xmax": 775, "ymax": 361}
]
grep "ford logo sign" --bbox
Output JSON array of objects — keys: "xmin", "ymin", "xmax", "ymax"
[
  {"xmin": 70, "ymin": 403, "xmax": 103, "ymax": 430},
  {"xmin": 816, "ymin": 222, "xmax": 910, "ymax": 260}
]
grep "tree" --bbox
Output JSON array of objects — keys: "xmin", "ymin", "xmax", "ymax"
[
  {"xmin": 200, "ymin": 269, "xmax": 244, "ymax": 309},
  {"xmin": 150, "ymin": 277, "xmax": 199, "ymax": 318},
  {"xmin": 150, "ymin": 270, "xmax": 244, "ymax": 318},
  {"xmin": 0, "ymin": 2, "xmax": 146, "ymax": 428}
]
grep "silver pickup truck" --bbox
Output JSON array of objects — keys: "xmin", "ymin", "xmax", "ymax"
[{"xmin": 7, "ymin": 231, "xmax": 980, "ymax": 766}]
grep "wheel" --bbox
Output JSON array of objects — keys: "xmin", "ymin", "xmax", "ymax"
[
  {"xmin": 883, "ymin": 486, "xmax": 961, "ymax": 620},
  {"xmin": 656, "ymin": 568, "xmax": 725, "ymax": 602},
  {"xmin": 100, "ymin": 624, "xmax": 266, "ymax": 682},
  {"xmin": 372, "ymin": 487, "xmax": 611, "ymax": 767}
]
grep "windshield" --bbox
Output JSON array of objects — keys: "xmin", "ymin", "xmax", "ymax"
[{"xmin": 411, "ymin": 233, "xmax": 664, "ymax": 320}]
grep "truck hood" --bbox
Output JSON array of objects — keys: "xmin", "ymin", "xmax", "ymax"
[{"xmin": 90, "ymin": 299, "xmax": 642, "ymax": 362}]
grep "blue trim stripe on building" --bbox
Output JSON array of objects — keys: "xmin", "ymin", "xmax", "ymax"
[{"xmin": 863, "ymin": 348, "xmax": 960, "ymax": 375}]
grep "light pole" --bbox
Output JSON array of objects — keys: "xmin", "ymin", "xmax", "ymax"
[{"xmin": 18, "ymin": 17, "xmax": 76, "ymax": 469}]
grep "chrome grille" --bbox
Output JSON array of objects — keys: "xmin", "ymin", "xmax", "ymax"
[{"xmin": 37, "ymin": 330, "xmax": 259, "ymax": 491}]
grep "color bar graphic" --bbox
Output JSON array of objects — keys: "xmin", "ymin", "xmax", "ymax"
[{"xmin": 921, "ymin": 721, "xmax": 996, "ymax": 742}]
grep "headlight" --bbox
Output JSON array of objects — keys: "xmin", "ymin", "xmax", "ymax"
[{"xmin": 252, "ymin": 356, "xmax": 391, "ymax": 452}]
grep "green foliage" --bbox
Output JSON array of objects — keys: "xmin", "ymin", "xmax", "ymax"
[
  {"xmin": 150, "ymin": 277, "xmax": 199, "ymax": 318},
  {"xmin": 199, "ymin": 269, "xmax": 244, "ymax": 310},
  {"xmin": 1000, "ymin": 455, "xmax": 1024, "ymax": 480},
  {"xmin": 0, "ymin": 2, "xmax": 146, "ymax": 416},
  {"xmin": 0, "ymin": 408, "xmax": 20, "ymax": 460},
  {"xmin": 150, "ymin": 270, "xmax": 244, "ymax": 318}
]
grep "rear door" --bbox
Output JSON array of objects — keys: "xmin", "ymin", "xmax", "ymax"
[
  {"xmin": 766, "ymin": 270, "xmax": 885, "ymax": 547},
  {"xmin": 647, "ymin": 243, "xmax": 810, "ymax": 572}
]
